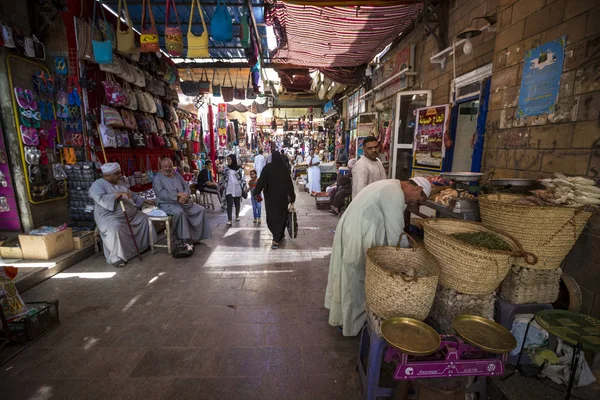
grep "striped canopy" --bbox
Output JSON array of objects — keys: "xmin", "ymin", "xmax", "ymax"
[{"xmin": 265, "ymin": 0, "xmax": 422, "ymax": 68}]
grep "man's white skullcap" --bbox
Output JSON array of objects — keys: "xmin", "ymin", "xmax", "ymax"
[{"xmin": 101, "ymin": 162, "xmax": 121, "ymax": 175}]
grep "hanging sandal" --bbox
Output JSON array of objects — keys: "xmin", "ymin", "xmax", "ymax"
[
  {"xmin": 54, "ymin": 57, "xmax": 67, "ymax": 75},
  {"xmin": 23, "ymin": 89, "xmax": 37, "ymax": 110},
  {"xmin": 0, "ymin": 196, "xmax": 9, "ymax": 212},
  {"xmin": 21, "ymin": 126, "xmax": 40, "ymax": 146},
  {"xmin": 0, "ymin": 171, "xmax": 7, "ymax": 187},
  {"xmin": 14, "ymin": 87, "xmax": 28, "ymax": 109}
]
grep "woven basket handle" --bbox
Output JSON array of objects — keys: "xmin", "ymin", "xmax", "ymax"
[
  {"xmin": 396, "ymin": 232, "xmax": 417, "ymax": 250},
  {"xmin": 490, "ymin": 225, "xmax": 539, "ymax": 266}
]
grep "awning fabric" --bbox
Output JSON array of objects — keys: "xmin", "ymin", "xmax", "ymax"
[{"xmin": 265, "ymin": 0, "xmax": 422, "ymax": 68}]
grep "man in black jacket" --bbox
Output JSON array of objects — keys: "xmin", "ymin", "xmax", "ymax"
[{"xmin": 197, "ymin": 160, "xmax": 222, "ymax": 203}]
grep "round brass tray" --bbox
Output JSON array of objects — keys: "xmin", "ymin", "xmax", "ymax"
[
  {"xmin": 452, "ymin": 315, "xmax": 517, "ymax": 354},
  {"xmin": 381, "ymin": 317, "xmax": 441, "ymax": 356}
]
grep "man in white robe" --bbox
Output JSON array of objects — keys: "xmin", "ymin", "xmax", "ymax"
[
  {"xmin": 324, "ymin": 177, "xmax": 432, "ymax": 336},
  {"xmin": 307, "ymin": 149, "xmax": 321, "ymax": 194},
  {"xmin": 352, "ymin": 136, "xmax": 387, "ymax": 199},
  {"xmin": 153, "ymin": 159, "xmax": 212, "ymax": 244},
  {"xmin": 89, "ymin": 163, "xmax": 156, "ymax": 268},
  {"xmin": 254, "ymin": 149, "xmax": 266, "ymax": 177}
]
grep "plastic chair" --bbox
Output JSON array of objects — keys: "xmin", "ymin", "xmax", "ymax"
[{"xmin": 357, "ymin": 324, "xmax": 395, "ymax": 400}]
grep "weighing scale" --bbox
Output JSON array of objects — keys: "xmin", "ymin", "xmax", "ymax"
[
  {"xmin": 381, "ymin": 315, "xmax": 516, "ymax": 399},
  {"xmin": 439, "ymin": 172, "xmax": 484, "ymax": 218}
]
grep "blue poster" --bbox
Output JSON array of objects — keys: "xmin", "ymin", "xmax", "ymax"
[{"xmin": 516, "ymin": 37, "xmax": 565, "ymax": 118}]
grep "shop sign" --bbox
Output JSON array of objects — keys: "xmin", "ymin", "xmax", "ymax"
[
  {"xmin": 374, "ymin": 44, "xmax": 414, "ymax": 103},
  {"xmin": 412, "ymin": 105, "xmax": 449, "ymax": 170},
  {"xmin": 517, "ymin": 37, "xmax": 565, "ymax": 118}
]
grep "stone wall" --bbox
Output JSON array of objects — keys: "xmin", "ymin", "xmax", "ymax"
[{"xmin": 483, "ymin": 0, "xmax": 600, "ymax": 318}]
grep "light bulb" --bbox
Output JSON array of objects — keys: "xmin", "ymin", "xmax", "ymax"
[{"xmin": 463, "ymin": 38, "xmax": 473, "ymax": 55}]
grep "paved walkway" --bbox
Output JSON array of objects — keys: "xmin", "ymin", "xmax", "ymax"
[{"xmin": 1, "ymin": 188, "xmax": 361, "ymax": 400}]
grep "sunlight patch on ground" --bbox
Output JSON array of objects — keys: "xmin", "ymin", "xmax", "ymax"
[
  {"xmin": 122, "ymin": 295, "xmax": 141, "ymax": 312},
  {"xmin": 207, "ymin": 270, "xmax": 295, "ymax": 274},
  {"xmin": 52, "ymin": 272, "xmax": 116, "ymax": 279},
  {"xmin": 203, "ymin": 245, "xmax": 332, "ymax": 267}
]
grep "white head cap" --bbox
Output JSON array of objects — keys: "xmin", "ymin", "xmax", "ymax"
[
  {"xmin": 101, "ymin": 162, "xmax": 121, "ymax": 175},
  {"xmin": 409, "ymin": 177, "xmax": 431, "ymax": 198}
]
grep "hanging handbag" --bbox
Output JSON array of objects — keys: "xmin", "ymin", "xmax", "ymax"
[
  {"xmin": 131, "ymin": 131, "xmax": 146, "ymax": 148},
  {"xmin": 76, "ymin": 16, "xmax": 94, "ymax": 61},
  {"xmin": 198, "ymin": 68, "xmax": 211, "ymax": 93},
  {"xmin": 99, "ymin": 123, "xmax": 117, "ymax": 148},
  {"xmin": 91, "ymin": 0, "xmax": 113, "ymax": 64},
  {"xmin": 156, "ymin": 117, "xmax": 167, "ymax": 134},
  {"xmin": 135, "ymin": 111, "xmax": 151, "ymax": 131},
  {"xmin": 102, "ymin": 105, "xmax": 125, "ymax": 128},
  {"xmin": 117, "ymin": 0, "xmax": 135, "ymax": 53},
  {"xmin": 212, "ymin": 69, "xmax": 221, "ymax": 97},
  {"xmin": 1, "ymin": 19, "xmax": 15, "ymax": 48},
  {"xmin": 145, "ymin": 133, "xmax": 154, "ymax": 148},
  {"xmin": 155, "ymin": 99, "xmax": 164, "ymax": 118},
  {"xmin": 99, "ymin": 54, "xmax": 123, "ymax": 75},
  {"xmin": 24, "ymin": 36, "xmax": 35, "ymax": 58},
  {"xmin": 152, "ymin": 133, "xmax": 166, "ymax": 147},
  {"xmin": 32, "ymin": 35, "xmax": 46, "ymax": 60},
  {"xmin": 135, "ymin": 89, "xmax": 149, "ymax": 112},
  {"xmin": 210, "ymin": 0, "xmax": 233, "ymax": 42},
  {"xmin": 140, "ymin": 0, "xmax": 160, "ymax": 52},
  {"xmin": 145, "ymin": 92, "xmax": 157, "ymax": 114},
  {"xmin": 120, "ymin": 108, "xmax": 138, "ymax": 129},
  {"xmin": 165, "ymin": 0, "xmax": 183, "ymax": 57},
  {"xmin": 221, "ymin": 69, "xmax": 234, "ymax": 102},
  {"xmin": 132, "ymin": 65, "xmax": 146, "ymax": 87},
  {"xmin": 187, "ymin": 0, "xmax": 209, "ymax": 58},
  {"xmin": 234, "ymin": 70, "xmax": 245, "ymax": 101},
  {"xmin": 240, "ymin": 9, "xmax": 250, "ymax": 49},
  {"xmin": 117, "ymin": 60, "xmax": 136, "ymax": 83},
  {"xmin": 180, "ymin": 67, "xmax": 201, "ymax": 96},
  {"xmin": 147, "ymin": 114, "xmax": 158, "ymax": 133},
  {"xmin": 102, "ymin": 73, "xmax": 129, "ymax": 107},
  {"xmin": 246, "ymin": 71, "xmax": 256, "ymax": 99}
]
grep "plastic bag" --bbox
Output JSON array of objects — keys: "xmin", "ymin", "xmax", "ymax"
[{"xmin": 0, "ymin": 266, "xmax": 30, "ymax": 321}]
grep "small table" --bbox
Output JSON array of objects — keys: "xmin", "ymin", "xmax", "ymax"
[
  {"xmin": 534, "ymin": 310, "xmax": 600, "ymax": 400},
  {"xmin": 148, "ymin": 215, "xmax": 173, "ymax": 255}
]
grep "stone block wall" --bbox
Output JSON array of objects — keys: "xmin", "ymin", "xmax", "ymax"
[{"xmin": 483, "ymin": 0, "xmax": 600, "ymax": 317}]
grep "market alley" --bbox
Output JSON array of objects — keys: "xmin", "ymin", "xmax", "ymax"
[{"xmin": 1, "ymin": 188, "xmax": 361, "ymax": 400}]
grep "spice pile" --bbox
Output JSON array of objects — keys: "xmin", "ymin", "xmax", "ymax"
[
  {"xmin": 451, "ymin": 231, "xmax": 512, "ymax": 251},
  {"xmin": 514, "ymin": 173, "xmax": 600, "ymax": 206}
]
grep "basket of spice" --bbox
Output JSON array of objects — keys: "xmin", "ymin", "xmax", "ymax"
[
  {"xmin": 421, "ymin": 219, "xmax": 536, "ymax": 295},
  {"xmin": 479, "ymin": 192, "xmax": 594, "ymax": 270},
  {"xmin": 366, "ymin": 233, "xmax": 440, "ymax": 321}
]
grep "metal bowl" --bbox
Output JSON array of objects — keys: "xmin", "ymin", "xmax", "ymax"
[
  {"xmin": 452, "ymin": 315, "xmax": 517, "ymax": 354},
  {"xmin": 441, "ymin": 172, "xmax": 485, "ymax": 182},
  {"xmin": 381, "ymin": 317, "xmax": 441, "ymax": 356},
  {"xmin": 490, "ymin": 178, "xmax": 537, "ymax": 187}
]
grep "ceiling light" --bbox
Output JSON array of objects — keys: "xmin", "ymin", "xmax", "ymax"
[{"xmin": 457, "ymin": 14, "xmax": 497, "ymax": 40}]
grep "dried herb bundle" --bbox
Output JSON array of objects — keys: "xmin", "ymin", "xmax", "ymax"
[{"xmin": 451, "ymin": 232, "xmax": 512, "ymax": 251}]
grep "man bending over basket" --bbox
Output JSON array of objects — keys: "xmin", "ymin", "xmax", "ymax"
[{"xmin": 324, "ymin": 177, "xmax": 431, "ymax": 336}]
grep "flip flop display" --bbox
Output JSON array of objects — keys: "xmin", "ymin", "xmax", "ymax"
[{"xmin": 21, "ymin": 126, "xmax": 40, "ymax": 146}]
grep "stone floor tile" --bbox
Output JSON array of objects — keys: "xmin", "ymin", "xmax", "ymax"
[
  {"xmin": 261, "ymin": 374, "xmax": 308, "ymax": 400},
  {"xmin": 191, "ymin": 324, "xmax": 266, "ymax": 348},
  {"xmin": 130, "ymin": 348, "xmax": 222, "ymax": 378},
  {"xmin": 301, "ymin": 343, "xmax": 357, "ymax": 375},
  {"xmin": 197, "ymin": 377, "xmax": 263, "ymax": 400},
  {"xmin": 67, "ymin": 378, "xmax": 172, "ymax": 400},
  {"xmin": 0, "ymin": 378, "xmax": 87, "ymax": 400},
  {"xmin": 166, "ymin": 305, "xmax": 236, "ymax": 326},
  {"xmin": 217, "ymin": 347, "xmax": 266, "ymax": 377},
  {"xmin": 231, "ymin": 305, "xmax": 300, "ymax": 324},
  {"xmin": 263, "ymin": 323, "xmax": 305, "ymax": 347}
]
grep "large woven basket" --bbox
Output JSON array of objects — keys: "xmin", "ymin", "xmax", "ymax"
[
  {"xmin": 421, "ymin": 219, "xmax": 536, "ymax": 295},
  {"xmin": 479, "ymin": 194, "xmax": 593, "ymax": 270},
  {"xmin": 365, "ymin": 234, "xmax": 439, "ymax": 321}
]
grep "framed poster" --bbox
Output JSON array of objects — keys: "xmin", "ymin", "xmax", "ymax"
[
  {"xmin": 356, "ymin": 136, "xmax": 368, "ymax": 158},
  {"xmin": 516, "ymin": 37, "xmax": 565, "ymax": 118},
  {"xmin": 412, "ymin": 105, "xmax": 449, "ymax": 170}
]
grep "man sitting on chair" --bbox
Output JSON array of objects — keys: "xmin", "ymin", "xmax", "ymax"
[
  {"xmin": 197, "ymin": 159, "xmax": 222, "ymax": 203},
  {"xmin": 152, "ymin": 158, "xmax": 212, "ymax": 244},
  {"xmin": 89, "ymin": 162, "xmax": 156, "ymax": 268}
]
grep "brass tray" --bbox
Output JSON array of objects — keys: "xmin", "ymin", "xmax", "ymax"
[
  {"xmin": 381, "ymin": 317, "xmax": 441, "ymax": 356},
  {"xmin": 452, "ymin": 315, "xmax": 517, "ymax": 354}
]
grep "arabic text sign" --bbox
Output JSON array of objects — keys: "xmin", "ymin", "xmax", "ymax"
[
  {"xmin": 412, "ymin": 105, "xmax": 448, "ymax": 170},
  {"xmin": 517, "ymin": 37, "xmax": 565, "ymax": 118}
]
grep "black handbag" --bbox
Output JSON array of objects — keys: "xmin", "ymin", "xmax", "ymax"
[{"xmin": 180, "ymin": 68, "xmax": 200, "ymax": 96}]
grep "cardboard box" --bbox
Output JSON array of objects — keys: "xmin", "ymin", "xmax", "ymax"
[
  {"xmin": 73, "ymin": 231, "xmax": 95, "ymax": 250},
  {"xmin": 19, "ymin": 228, "xmax": 74, "ymax": 260},
  {"xmin": 0, "ymin": 238, "xmax": 23, "ymax": 259}
]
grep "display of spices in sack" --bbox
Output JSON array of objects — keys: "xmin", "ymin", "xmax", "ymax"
[
  {"xmin": 0, "ymin": 266, "xmax": 31, "ymax": 320},
  {"xmin": 451, "ymin": 231, "xmax": 512, "ymax": 251}
]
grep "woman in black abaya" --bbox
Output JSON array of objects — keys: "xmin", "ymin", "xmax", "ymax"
[{"xmin": 254, "ymin": 151, "xmax": 296, "ymax": 249}]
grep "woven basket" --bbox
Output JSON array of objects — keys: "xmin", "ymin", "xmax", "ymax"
[
  {"xmin": 479, "ymin": 193, "xmax": 593, "ymax": 270},
  {"xmin": 500, "ymin": 266, "xmax": 562, "ymax": 304},
  {"xmin": 365, "ymin": 233, "xmax": 439, "ymax": 321},
  {"xmin": 422, "ymin": 219, "xmax": 536, "ymax": 295}
]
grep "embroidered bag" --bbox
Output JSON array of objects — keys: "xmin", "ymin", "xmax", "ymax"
[
  {"xmin": 155, "ymin": 100, "xmax": 164, "ymax": 118},
  {"xmin": 102, "ymin": 73, "xmax": 129, "ymax": 107},
  {"xmin": 145, "ymin": 133, "xmax": 154, "ymax": 148},
  {"xmin": 156, "ymin": 117, "xmax": 167, "ymax": 134},
  {"xmin": 140, "ymin": 0, "xmax": 160, "ymax": 52},
  {"xmin": 122, "ymin": 82, "xmax": 138, "ymax": 110},
  {"xmin": 210, "ymin": 0, "xmax": 232, "ymax": 42},
  {"xmin": 117, "ymin": 0, "xmax": 136, "ymax": 53},
  {"xmin": 91, "ymin": 0, "xmax": 113, "ymax": 64},
  {"xmin": 101, "ymin": 105, "xmax": 124, "ymax": 128},
  {"xmin": 120, "ymin": 108, "xmax": 138, "ymax": 129},
  {"xmin": 135, "ymin": 111, "xmax": 151, "ymax": 131},
  {"xmin": 99, "ymin": 123, "xmax": 117, "ymax": 148},
  {"xmin": 212, "ymin": 69, "xmax": 221, "ymax": 97},
  {"xmin": 187, "ymin": 0, "xmax": 209, "ymax": 58},
  {"xmin": 165, "ymin": 0, "xmax": 183, "ymax": 57}
]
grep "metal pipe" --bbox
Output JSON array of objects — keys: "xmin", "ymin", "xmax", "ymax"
[
  {"xmin": 359, "ymin": 68, "xmax": 418, "ymax": 99},
  {"xmin": 429, "ymin": 23, "xmax": 492, "ymax": 61}
]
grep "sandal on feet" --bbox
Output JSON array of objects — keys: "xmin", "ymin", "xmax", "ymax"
[
  {"xmin": 113, "ymin": 260, "xmax": 126, "ymax": 268},
  {"xmin": 226, "ymin": 221, "xmax": 232, "ymax": 226},
  {"xmin": 271, "ymin": 241, "xmax": 279, "ymax": 249},
  {"xmin": 235, "ymin": 217, "xmax": 240, "ymax": 221}
]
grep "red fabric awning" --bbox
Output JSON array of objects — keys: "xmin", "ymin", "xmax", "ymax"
[{"xmin": 265, "ymin": 1, "xmax": 422, "ymax": 68}]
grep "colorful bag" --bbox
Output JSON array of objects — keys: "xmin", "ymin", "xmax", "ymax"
[
  {"xmin": 99, "ymin": 123, "xmax": 117, "ymax": 148},
  {"xmin": 135, "ymin": 111, "xmax": 151, "ymax": 131},
  {"xmin": 147, "ymin": 114, "xmax": 158, "ymax": 133},
  {"xmin": 155, "ymin": 99, "xmax": 164, "ymax": 118},
  {"xmin": 240, "ymin": 9, "xmax": 250, "ymax": 49},
  {"xmin": 187, "ymin": 0, "xmax": 209, "ymax": 58},
  {"xmin": 131, "ymin": 131, "xmax": 146, "ymax": 147},
  {"xmin": 140, "ymin": 0, "xmax": 159, "ymax": 52},
  {"xmin": 120, "ymin": 108, "xmax": 138, "ymax": 129},
  {"xmin": 221, "ymin": 69, "xmax": 234, "ymax": 102},
  {"xmin": 212, "ymin": 69, "xmax": 221, "ymax": 97},
  {"xmin": 152, "ymin": 133, "xmax": 166, "ymax": 147},
  {"xmin": 145, "ymin": 133, "xmax": 154, "ymax": 148},
  {"xmin": 165, "ymin": 0, "xmax": 183, "ymax": 57},
  {"xmin": 91, "ymin": 0, "xmax": 113, "ymax": 64},
  {"xmin": 210, "ymin": 0, "xmax": 232, "ymax": 42},
  {"xmin": 246, "ymin": 71, "xmax": 256, "ymax": 99},
  {"xmin": 156, "ymin": 117, "xmax": 167, "ymax": 134},
  {"xmin": 102, "ymin": 73, "xmax": 129, "ymax": 107},
  {"xmin": 197, "ymin": 68, "xmax": 211, "ymax": 93},
  {"xmin": 122, "ymin": 82, "xmax": 138, "ymax": 110},
  {"xmin": 117, "ymin": 0, "xmax": 135, "ymax": 53},
  {"xmin": 102, "ymin": 105, "xmax": 124, "ymax": 128},
  {"xmin": 234, "ymin": 71, "xmax": 245, "ymax": 100}
]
